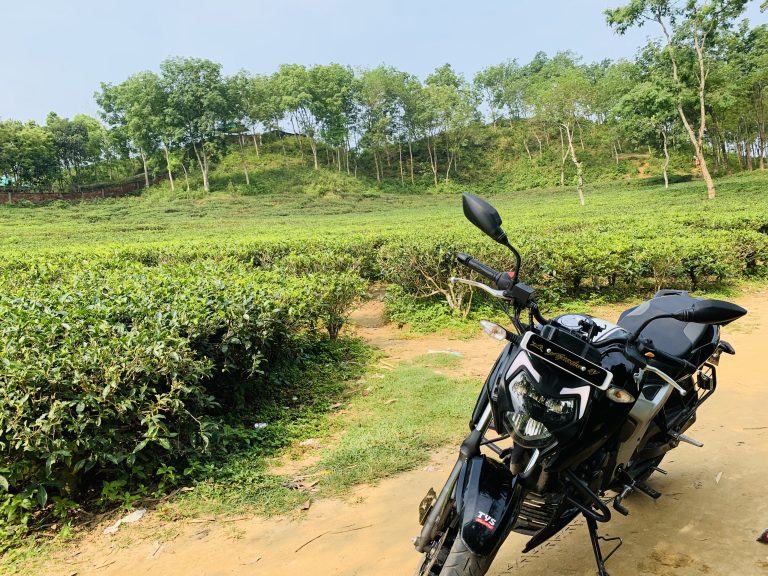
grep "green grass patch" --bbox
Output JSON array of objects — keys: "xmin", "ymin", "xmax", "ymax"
[
  {"xmin": 313, "ymin": 364, "xmax": 477, "ymax": 495},
  {"xmin": 412, "ymin": 353, "xmax": 464, "ymax": 370},
  {"xmin": 171, "ymin": 361, "xmax": 477, "ymax": 517},
  {"xmin": 158, "ymin": 337, "xmax": 376, "ymax": 517},
  {"xmin": 165, "ymin": 361, "xmax": 478, "ymax": 520}
]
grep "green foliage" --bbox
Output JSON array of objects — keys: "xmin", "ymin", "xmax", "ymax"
[
  {"xmin": 0, "ymin": 167, "xmax": 766, "ymax": 542},
  {"xmin": 0, "ymin": 121, "xmax": 58, "ymax": 189},
  {"xmin": 0, "ymin": 255, "xmax": 366, "ymax": 543}
]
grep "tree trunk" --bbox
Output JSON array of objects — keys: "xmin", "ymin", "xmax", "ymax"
[
  {"xmin": 408, "ymin": 141, "xmax": 414, "ymax": 184},
  {"xmin": 751, "ymin": 85, "xmax": 765, "ymax": 170},
  {"xmin": 163, "ymin": 144, "xmax": 175, "ymax": 192},
  {"xmin": 564, "ymin": 124, "xmax": 585, "ymax": 206},
  {"xmin": 251, "ymin": 128, "xmax": 260, "ymax": 156},
  {"xmin": 612, "ymin": 142, "xmax": 619, "ymax": 165},
  {"xmin": 192, "ymin": 141, "xmax": 210, "ymax": 192},
  {"xmin": 238, "ymin": 134, "xmax": 250, "ymax": 186},
  {"xmin": 181, "ymin": 160, "xmax": 190, "ymax": 192},
  {"xmin": 346, "ymin": 137, "xmax": 351, "ymax": 174},
  {"xmin": 720, "ymin": 138, "xmax": 730, "ymax": 174},
  {"xmin": 659, "ymin": 17, "xmax": 716, "ymax": 199},
  {"xmin": 523, "ymin": 140, "xmax": 532, "ymax": 160},
  {"xmin": 309, "ymin": 138, "xmax": 319, "ymax": 170},
  {"xmin": 140, "ymin": 151, "xmax": 149, "ymax": 188},
  {"xmin": 373, "ymin": 150, "xmax": 381, "ymax": 183},
  {"xmin": 736, "ymin": 140, "xmax": 744, "ymax": 170},
  {"xmin": 398, "ymin": 143, "xmax": 404, "ymax": 186},
  {"xmin": 291, "ymin": 117, "xmax": 305, "ymax": 163},
  {"xmin": 662, "ymin": 129, "xmax": 670, "ymax": 189},
  {"xmin": 699, "ymin": 153, "xmax": 715, "ymax": 198},
  {"xmin": 427, "ymin": 137, "xmax": 439, "ymax": 186},
  {"xmin": 558, "ymin": 126, "xmax": 567, "ymax": 187}
]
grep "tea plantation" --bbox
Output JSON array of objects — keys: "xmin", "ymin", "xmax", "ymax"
[{"xmin": 0, "ymin": 169, "xmax": 767, "ymax": 544}]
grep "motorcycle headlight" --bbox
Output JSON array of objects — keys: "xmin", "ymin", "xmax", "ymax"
[{"xmin": 503, "ymin": 370, "xmax": 578, "ymax": 447}]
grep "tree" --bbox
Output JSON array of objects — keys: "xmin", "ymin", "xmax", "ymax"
[
  {"xmin": 273, "ymin": 64, "xmax": 321, "ymax": 169},
  {"xmin": 474, "ymin": 61, "xmax": 521, "ymax": 127},
  {"xmin": 96, "ymin": 72, "xmax": 167, "ymax": 188},
  {"xmin": 396, "ymin": 74, "xmax": 426, "ymax": 185},
  {"xmin": 160, "ymin": 57, "xmax": 230, "ymax": 192},
  {"xmin": 225, "ymin": 71, "xmax": 256, "ymax": 185},
  {"xmin": 0, "ymin": 120, "xmax": 58, "ymax": 189},
  {"xmin": 724, "ymin": 22, "xmax": 768, "ymax": 169},
  {"xmin": 606, "ymin": 0, "xmax": 750, "ymax": 199},
  {"xmin": 424, "ymin": 64, "xmax": 479, "ymax": 184},
  {"xmin": 239, "ymin": 74, "xmax": 280, "ymax": 156},
  {"xmin": 358, "ymin": 66, "xmax": 403, "ymax": 182},
  {"xmin": 308, "ymin": 64, "xmax": 357, "ymax": 172},
  {"xmin": 45, "ymin": 113, "xmax": 90, "ymax": 191},
  {"xmin": 614, "ymin": 80, "xmax": 678, "ymax": 186},
  {"xmin": 586, "ymin": 59, "xmax": 640, "ymax": 163},
  {"xmin": 528, "ymin": 53, "xmax": 592, "ymax": 204}
]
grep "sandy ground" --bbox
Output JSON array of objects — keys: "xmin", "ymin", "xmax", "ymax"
[{"xmin": 30, "ymin": 290, "xmax": 768, "ymax": 576}]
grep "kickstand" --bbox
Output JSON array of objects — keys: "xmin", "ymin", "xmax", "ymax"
[{"xmin": 585, "ymin": 516, "xmax": 623, "ymax": 576}]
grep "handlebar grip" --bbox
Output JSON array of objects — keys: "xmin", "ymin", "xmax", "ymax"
[{"xmin": 456, "ymin": 252, "xmax": 515, "ymax": 290}]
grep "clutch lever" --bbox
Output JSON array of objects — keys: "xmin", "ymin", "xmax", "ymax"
[
  {"xmin": 635, "ymin": 365, "xmax": 688, "ymax": 396},
  {"xmin": 449, "ymin": 277, "xmax": 511, "ymax": 300}
]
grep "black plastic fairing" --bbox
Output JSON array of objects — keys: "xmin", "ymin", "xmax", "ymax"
[
  {"xmin": 471, "ymin": 341, "xmax": 514, "ymax": 429},
  {"xmin": 456, "ymin": 456, "xmax": 521, "ymax": 556}
]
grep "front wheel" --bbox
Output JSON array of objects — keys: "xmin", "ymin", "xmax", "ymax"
[
  {"xmin": 438, "ymin": 537, "xmax": 494, "ymax": 576},
  {"xmin": 416, "ymin": 524, "xmax": 495, "ymax": 576}
]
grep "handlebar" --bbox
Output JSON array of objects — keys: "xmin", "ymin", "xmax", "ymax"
[
  {"xmin": 636, "ymin": 340, "xmax": 698, "ymax": 374},
  {"xmin": 456, "ymin": 252, "xmax": 515, "ymax": 290}
]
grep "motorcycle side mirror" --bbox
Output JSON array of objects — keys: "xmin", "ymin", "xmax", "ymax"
[
  {"xmin": 462, "ymin": 193, "xmax": 508, "ymax": 245},
  {"xmin": 670, "ymin": 299, "xmax": 747, "ymax": 325}
]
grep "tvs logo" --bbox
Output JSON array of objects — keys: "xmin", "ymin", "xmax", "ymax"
[{"xmin": 474, "ymin": 511, "xmax": 497, "ymax": 530}]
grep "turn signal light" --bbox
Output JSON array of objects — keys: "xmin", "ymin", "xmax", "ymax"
[
  {"xmin": 480, "ymin": 320, "xmax": 508, "ymax": 341},
  {"xmin": 606, "ymin": 387, "xmax": 636, "ymax": 404}
]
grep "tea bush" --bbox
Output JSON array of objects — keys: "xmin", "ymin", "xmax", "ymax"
[
  {"xmin": 1, "ymin": 172, "xmax": 767, "ymax": 540},
  {"xmin": 0, "ymin": 257, "xmax": 365, "ymax": 540}
]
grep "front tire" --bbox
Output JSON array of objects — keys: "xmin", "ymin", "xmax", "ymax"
[{"xmin": 438, "ymin": 537, "xmax": 494, "ymax": 576}]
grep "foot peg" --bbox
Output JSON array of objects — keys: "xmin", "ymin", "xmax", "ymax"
[
  {"xmin": 633, "ymin": 481, "xmax": 661, "ymax": 500},
  {"xmin": 670, "ymin": 432, "xmax": 704, "ymax": 447},
  {"xmin": 612, "ymin": 485, "xmax": 632, "ymax": 516}
]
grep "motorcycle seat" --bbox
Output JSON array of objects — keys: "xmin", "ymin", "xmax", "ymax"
[{"xmin": 617, "ymin": 291, "xmax": 710, "ymax": 359}]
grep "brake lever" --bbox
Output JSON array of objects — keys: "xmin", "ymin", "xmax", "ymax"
[{"xmin": 449, "ymin": 277, "xmax": 511, "ymax": 300}]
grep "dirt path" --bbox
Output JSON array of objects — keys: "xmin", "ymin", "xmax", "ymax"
[{"xmin": 35, "ymin": 290, "xmax": 768, "ymax": 576}]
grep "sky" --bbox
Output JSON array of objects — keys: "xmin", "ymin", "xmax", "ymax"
[{"xmin": 2, "ymin": 0, "xmax": 767, "ymax": 124}]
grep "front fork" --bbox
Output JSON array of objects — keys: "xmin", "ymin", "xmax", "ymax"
[{"xmin": 414, "ymin": 404, "xmax": 493, "ymax": 552}]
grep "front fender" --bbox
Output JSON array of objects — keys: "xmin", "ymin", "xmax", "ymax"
[{"xmin": 456, "ymin": 455, "xmax": 521, "ymax": 556}]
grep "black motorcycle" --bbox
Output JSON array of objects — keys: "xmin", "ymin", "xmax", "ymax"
[{"xmin": 414, "ymin": 193, "xmax": 747, "ymax": 576}]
